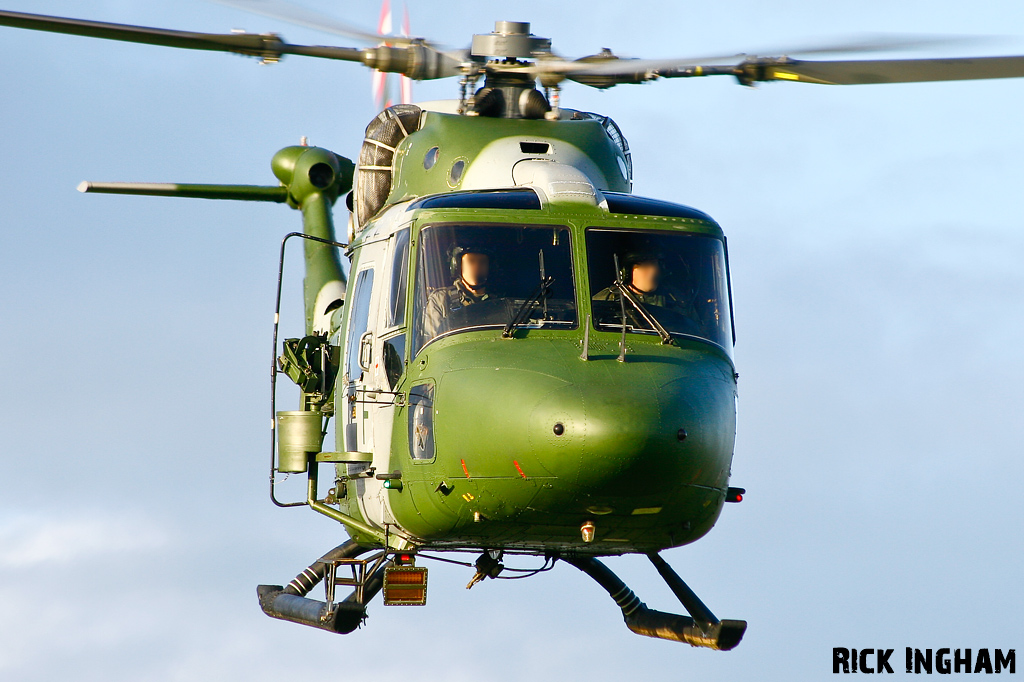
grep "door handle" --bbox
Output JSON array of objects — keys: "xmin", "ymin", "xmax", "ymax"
[{"xmin": 358, "ymin": 331, "xmax": 373, "ymax": 372}]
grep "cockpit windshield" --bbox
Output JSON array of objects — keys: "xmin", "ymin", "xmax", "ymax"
[
  {"xmin": 412, "ymin": 223, "xmax": 577, "ymax": 353},
  {"xmin": 586, "ymin": 229, "xmax": 733, "ymax": 354}
]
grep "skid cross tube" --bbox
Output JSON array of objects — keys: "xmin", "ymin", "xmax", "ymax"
[{"xmin": 566, "ymin": 555, "xmax": 746, "ymax": 650}]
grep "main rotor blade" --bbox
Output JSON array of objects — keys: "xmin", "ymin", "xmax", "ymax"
[
  {"xmin": 0, "ymin": 9, "xmax": 461, "ymax": 79},
  {"xmin": 532, "ymin": 34, "xmax": 978, "ymax": 74},
  {"xmin": 730, "ymin": 54, "xmax": 1024, "ymax": 85},
  {"xmin": 512, "ymin": 34, "xmax": 999, "ymax": 88},
  {"xmin": 0, "ymin": 9, "xmax": 360, "ymax": 62},
  {"xmin": 211, "ymin": 0, "xmax": 421, "ymax": 47},
  {"xmin": 210, "ymin": 0, "xmax": 468, "ymax": 75}
]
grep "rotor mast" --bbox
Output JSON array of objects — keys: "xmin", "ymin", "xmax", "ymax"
[{"xmin": 462, "ymin": 21, "xmax": 555, "ymax": 119}]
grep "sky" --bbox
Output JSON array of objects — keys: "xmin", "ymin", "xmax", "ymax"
[{"xmin": 1, "ymin": 1, "xmax": 1022, "ymax": 680}]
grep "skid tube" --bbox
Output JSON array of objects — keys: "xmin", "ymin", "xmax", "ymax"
[
  {"xmin": 566, "ymin": 552, "xmax": 746, "ymax": 650},
  {"xmin": 257, "ymin": 539, "xmax": 393, "ymax": 635}
]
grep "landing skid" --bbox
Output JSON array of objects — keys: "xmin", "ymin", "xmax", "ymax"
[
  {"xmin": 567, "ymin": 552, "xmax": 746, "ymax": 650},
  {"xmin": 258, "ymin": 544, "xmax": 745, "ymax": 649},
  {"xmin": 257, "ymin": 540, "xmax": 390, "ymax": 634}
]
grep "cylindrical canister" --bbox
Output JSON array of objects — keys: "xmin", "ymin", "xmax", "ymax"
[{"xmin": 276, "ymin": 410, "xmax": 324, "ymax": 473}]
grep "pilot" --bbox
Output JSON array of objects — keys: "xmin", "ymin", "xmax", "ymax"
[
  {"xmin": 422, "ymin": 245, "xmax": 494, "ymax": 339},
  {"xmin": 593, "ymin": 251, "xmax": 699, "ymax": 329}
]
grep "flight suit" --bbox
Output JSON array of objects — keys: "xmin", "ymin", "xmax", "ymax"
[{"xmin": 422, "ymin": 279, "xmax": 493, "ymax": 341}]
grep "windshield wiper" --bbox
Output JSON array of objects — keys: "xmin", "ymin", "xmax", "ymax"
[
  {"xmin": 503, "ymin": 276, "xmax": 554, "ymax": 338},
  {"xmin": 612, "ymin": 280, "xmax": 673, "ymax": 344}
]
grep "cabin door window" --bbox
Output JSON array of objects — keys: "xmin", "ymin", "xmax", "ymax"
[{"xmin": 344, "ymin": 267, "xmax": 376, "ymax": 453}]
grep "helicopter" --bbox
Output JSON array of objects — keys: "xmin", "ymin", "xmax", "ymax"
[{"xmin": 2, "ymin": 2, "xmax": 1023, "ymax": 655}]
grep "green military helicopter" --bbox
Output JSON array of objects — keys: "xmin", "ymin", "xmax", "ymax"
[{"xmin": 4, "ymin": 3, "xmax": 1024, "ymax": 651}]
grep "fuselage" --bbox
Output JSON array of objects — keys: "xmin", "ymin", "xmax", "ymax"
[{"xmin": 334, "ymin": 178, "xmax": 738, "ymax": 555}]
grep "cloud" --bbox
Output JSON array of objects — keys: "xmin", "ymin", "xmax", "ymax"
[
  {"xmin": 0, "ymin": 512, "xmax": 171, "ymax": 569},
  {"xmin": 0, "ymin": 511, "xmax": 178, "ymax": 678}
]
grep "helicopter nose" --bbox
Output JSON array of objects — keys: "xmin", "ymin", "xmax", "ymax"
[
  {"xmin": 526, "ymin": 369, "xmax": 736, "ymax": 499},
  {"xmin": 432, "ymin": 358, "xmax": 736, "ymax": 502}
]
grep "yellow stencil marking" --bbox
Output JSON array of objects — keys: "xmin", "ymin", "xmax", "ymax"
[{"xmin": 631, "ymin": 507, "xmax": 663, "ymax": 515}]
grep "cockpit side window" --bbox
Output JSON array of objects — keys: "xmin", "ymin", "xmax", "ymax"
[
  {"xmin": 387, "ymin": 229, "xmax": 411, "ymax": 329},
  {"xmin": 344, "ymin": 268, "xmax": 375, "ymax": 383},
  {"xmin": 411, "ymin": 223, "xmax": 576, "ymax": 354},
  {"xmin": 382, "ymin": 229, "xmax": 411, "ymax": 389}
]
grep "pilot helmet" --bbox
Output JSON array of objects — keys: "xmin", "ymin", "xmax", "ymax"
[
  {"xmin": 449, "ymin": 244, "xmax": 493, "ymax": 276},
  {"xmin": 619, "ymin": 249, "xmax": 664, "ymax": 283},
  {"xmin": 622, "ymin": 250, "xmax": 663, "ymax": 268}
]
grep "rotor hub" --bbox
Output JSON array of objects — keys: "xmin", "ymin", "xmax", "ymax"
[{"xmin": 471, "ymin": 21, "xmax": 551, "ymax": 60}]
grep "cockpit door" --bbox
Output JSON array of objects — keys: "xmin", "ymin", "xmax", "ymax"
[
  {"xmin": 343, "ymin": 238, "xmax": 406, "ymax": 529},
  {"xmin": 342, "ymin": 242, "xmax": 386, "ymax": 456}
]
